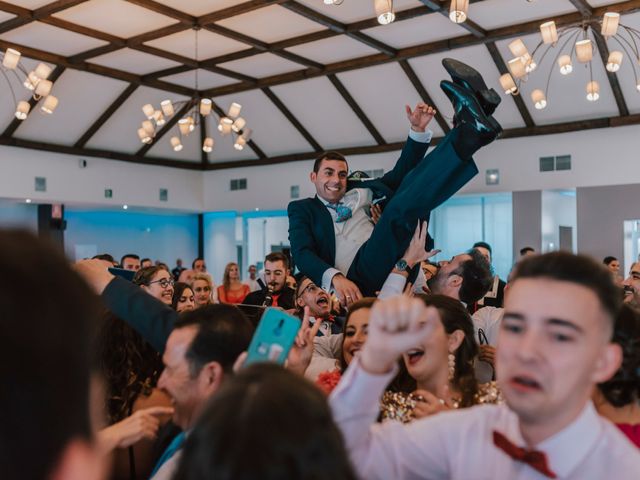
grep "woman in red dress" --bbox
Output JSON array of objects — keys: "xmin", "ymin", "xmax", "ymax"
[{"xmin": 218, "ymin": 262, "xmax": 250, "ymax": 304}]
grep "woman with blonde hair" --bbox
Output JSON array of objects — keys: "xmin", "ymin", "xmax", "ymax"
[
  {"xmin": 217, "ymin": 262, "xmax": 250, "ymax": 304},
  {"xmin": 190, "ymin": 272, "xmax": 218, "ymax": 308}
]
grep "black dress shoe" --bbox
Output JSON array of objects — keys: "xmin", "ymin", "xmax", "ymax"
[
  {"xmin": 442, "ymin": 58, "xmax": 501, "ymax": 116},
  {"xmin": 440, "ymin": 80, "xmax": 502, "ymax": 146}
]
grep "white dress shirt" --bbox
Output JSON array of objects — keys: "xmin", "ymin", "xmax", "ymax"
[
  {"xmin": 473, "ymin": 306, "xmax": 504, "ymax": 383},
  {"xmin": 321, "ymin": 128, "xmax": 433, "ymax": 291},
  {"xmin": 330, "ymin": 358, "xmax": 640, "ymax": 480}
]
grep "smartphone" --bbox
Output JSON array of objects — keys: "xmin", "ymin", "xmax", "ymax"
[
  {"xmin": 371, "ymin": 195, "xmax": 387, "ymax": 206},
  {"xmin": 108, "ymin": 267, "xmax": 136, "ymax": 282},
  {"xmin": 245, "ymin": 308, "xmax": 301, "ymax": 366}
]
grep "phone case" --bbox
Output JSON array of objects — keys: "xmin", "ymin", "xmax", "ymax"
[{"xmin": 245, "ymin": 308, "xmax": 302, "ymax": 366}]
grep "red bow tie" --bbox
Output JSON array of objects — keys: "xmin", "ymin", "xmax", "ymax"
[{"xmin": 493, "ymin": 431, "xmax": 557, "ymax": 478}]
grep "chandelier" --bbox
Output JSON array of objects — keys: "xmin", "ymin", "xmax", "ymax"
[
  {"xmin": 0, "ymin": 47, "xmax": 60, "ymax": 120},
  {"xmin": 137, "ymin": 28, "xmax": 251, "ymax": 153},
  {"xmin": 499, "ymin": 12, "xmax": 640, "ymax": 109}
]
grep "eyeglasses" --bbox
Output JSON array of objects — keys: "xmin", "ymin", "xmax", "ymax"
[
  {"xmin": 194, "ymin": 286, "xmax": 211, "ymax": 293},
  {"xmin": 148, "ymin": 278, "xmax": 174, "ymax": 289},
  {"xmin": 297, "ymin": 282, "xmax": 319, "ymax": 298}
]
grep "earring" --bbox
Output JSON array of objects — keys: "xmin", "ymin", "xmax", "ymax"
[{"xmin": 448, "ymin": 353, "xmax": 456, "ymax": 381}]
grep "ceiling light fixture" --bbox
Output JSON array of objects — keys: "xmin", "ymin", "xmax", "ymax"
[
  {"xmin": 498, "ymin": 12, "xmax": 640, "ymax": 109},
  {"xmin": 138, "ymin": 28, "xmax": 251, "ymax": 155},
  {"xmin": 0, "ymin": 48, "xmax": 60, "ymax": 120}
]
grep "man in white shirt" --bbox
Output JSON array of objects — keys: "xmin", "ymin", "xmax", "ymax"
[{"xmin": 330, "ymin": 251, "xmax": 640, "ymax": 479}]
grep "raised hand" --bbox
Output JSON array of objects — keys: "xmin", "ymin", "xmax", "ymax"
[
  {"xmin": 403, "ymin": 221, "xmax": 440, "ymax": 269},
  {"xmin": 287, "ymin": 306, "xmax": 323, "ymax": 375},
  {"xmin": 98, "ymin": 406, "xmax": 174, "ymax": 451},
  {"xmin": 405, "ymin": 103, "xmax": 436, "ymax": 133},
  {"xmin": 359, "ymin": 296, "xmax": 440, "ymax": 374}
]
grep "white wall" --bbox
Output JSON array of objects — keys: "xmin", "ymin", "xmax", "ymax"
[
  {"xmin": 202, "ymin": 212, "xmax": 237, "ymax": 286},
  {"xmin": 64, "ymin": 209, "xmax": 199, "ymax": 264},
  {"xmin": 0, "ymin": 145, "xmax": 203, "ymax": 211},
  {"xmin": 245, "ymin": 215, "xmax": 289, "ymax": 268},
  {"xmin": 541, "ymin": 190, "xmax": 577, "ymax": 253}
]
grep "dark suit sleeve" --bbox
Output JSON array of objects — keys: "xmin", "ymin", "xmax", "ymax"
[
  {"xmin": 288, "ymin": 200, "xmax": 336, "ymax": 286},
  {"xmin": 101, "ymin": 276, "xmax": 177, "ymax": 352},
  {"xmin": 378, "ymin": 136, "xmax": 430, "ymax": 191}
]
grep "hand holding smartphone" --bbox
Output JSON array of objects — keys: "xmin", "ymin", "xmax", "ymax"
[{"xmin": 245, "ymin": 308, "xmax": 302, "ymax": 366}]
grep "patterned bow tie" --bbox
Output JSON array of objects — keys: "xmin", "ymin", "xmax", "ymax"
[
  {"xmin": 493, "ymin": 431, "xmax": 557, "ymax": 478},
  {"xmin": 327, "ymin": 203, "xmax": 352, "ymax": 223}
]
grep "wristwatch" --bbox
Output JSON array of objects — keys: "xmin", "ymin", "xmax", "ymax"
[{"xmin": 395, "ymin": 258, "xmax": 412, "ymax": 274}]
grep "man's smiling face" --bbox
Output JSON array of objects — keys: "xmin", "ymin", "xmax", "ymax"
[{"xmin": 310, "ymin": 158, "xmax": 348, "ymax": 204}]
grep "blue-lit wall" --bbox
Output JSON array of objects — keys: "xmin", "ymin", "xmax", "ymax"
[
  {"xmin": 64, "ymin": 210, "xmax": 199, "ymax": 265},
  {"xmin": 0, "ymin": 199, "xmax": 38, "ymax": 232}
]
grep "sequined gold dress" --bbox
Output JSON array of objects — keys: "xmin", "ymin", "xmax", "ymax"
[{"xmin": 380, "ymin": 381, "xmax": 503, "ymax": 423}]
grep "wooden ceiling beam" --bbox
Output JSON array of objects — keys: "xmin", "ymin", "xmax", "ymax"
[
  {"xmin": 398, "ymin": 60, "xmax": 450, "ymax": 134},
  {"xmin": 0, "ymin": 135, "xmax": 205, "ymax": 169},
  {"xmin": 2, "ymin": 65, "xmax": 65, "ymax": 138},
  {"xmin": 210, "ymin": 101, "xmax": 267, "ymax": 159},
  {"xmin": 203, "ymin": 112, "xmax": 640, "ymax": 170},
  {"xmin": 0, "ymin": 0, "xmax": 89, "ymax": 34},
  {"xmin": 485, "ymin": 42, "xmax": 535, "ymax": 128},
  {"xmin": 592, "ymin": 29, "xmax": 630, "ymax": 117},
  {"xmin": 74, "ymin": 83, "xmax": 138, "ymax": 148},
  {"xmin": 197, "ymin": 0, "xmax": 288, "ymax": 25},
  {"xmin": 567, "ymin": 0, "xmax": 593, "ymax": 17},
  {"xmin": 261, "ymin": 87, "xmax": 323, "ymax": 152},
  {"xmin": 123, "ymin": 0, "xmax": 196, "ymax": 25},
  {"xmin": 418, "ymin": 0, "xmax": 486, "ymax": 38},
  {"xmin": 327, "ymin": 74, "xmax": 386, "ymax": 146}
]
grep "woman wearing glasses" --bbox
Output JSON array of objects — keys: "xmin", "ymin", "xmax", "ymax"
[
  {"xmin": 191, "ymin": 272, "xmax": 218, "ymax": 307},
  {"xmin": 133, "ymin": 266, "xmax": 174, "ymax": 305}
]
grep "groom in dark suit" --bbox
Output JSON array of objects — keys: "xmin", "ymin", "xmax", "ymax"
[{"xmin": 288, "ymin": 59, "xmax": 502, "ymax": 302}]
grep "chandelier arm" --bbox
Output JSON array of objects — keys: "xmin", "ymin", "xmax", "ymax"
[
  {"xmin": 588, "ymin": 56, "xmax": 594, "ymax": 85},
  {"xmin": 618, "ymin": 25, "xmax": 640, "ymax": 60},
  {"xmin": 609, "ymin": 35, "xmax": 639, "ymax": 86},
  {"xmin": 544, "ymin": 29, "xmax": 583, "ymax": 100}
]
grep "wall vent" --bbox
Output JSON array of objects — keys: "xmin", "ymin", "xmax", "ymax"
[
  {"xmin": 230, "ymin": 178, "xmax": 247, "ymax": 190},
  {"xmin": 159, "ymin": 188, "xmax": 168, "ymax": 201},
  {"xmin": 539, "ymin": 155, "xmax": 571, "ymax": 172},
  {"xmin": 290, "ymin": 185, "xmax": 300, "ymax": 199},
  {"xmin": 35, "ymin": 177, "xmax": 46, "ymax": 192},
  {"xmin": 104, "ymin": 188, "xmax": 113, "ymax": 199}
]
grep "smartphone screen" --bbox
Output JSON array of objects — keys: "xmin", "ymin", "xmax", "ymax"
[{"xmin": 245, "ymin": 308, "xmax": 301, "ymax": 366}]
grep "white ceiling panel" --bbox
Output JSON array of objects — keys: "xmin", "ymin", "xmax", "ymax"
[
  {"xmin": 3, "ymin": 0, "xmax": 51, "ymax": 8},
  {"xmin": 271, "ymin": 76, "xmax": 377, "ymax": 149},
  {"xmin": 52, "ymin": 0, "xmax": 176, "ymax": 39},
  {"xmin": 363, "ymin": 12, "xmax": 469, "ymax": 49},
  {"xmin": 495, "ymin": 32, "xmax": 619, "ymax": 125},
  {"xmin": 144, "ymin": 28, "xmax": 249, "ymax": 60},
  {"xmin": 587, "ymin": 0, "xmax": 628, "ymax": 7},
  {"xmin": 217, "ymin": 53, "xmax": 302, "ymax": 79},
  {"xmin": 286, "ymin": 35, "xmax": 378, "ymax": 65},
  {"xmin": 0, "ymin": 21, "xmax": 108, "ymax": 56},
  {"xmin": 215, "ymin": 5, "xmax": 327, "ymax": 44},
  {"xmin": 0, "ymin": 57, "xmax": 52, "ymax": 133},
  {"xmin": 160, "ymin": 69, "xmax": 236, "ymax": 90},
  {"xmin": 205, "ymin": 117, "xmax": 259, "ymax": 164},
  {"xmin": 89, "ymin": 48, "xmax": 181, "ymax": 75},
  {"xmin": 469, "ymin": 0, "xmax": 577, "ymax": 31},
  {"xmin": 146, "ymin": 126, "xmax": 203, "ymax": 163},
  {"xmin": 212, "ymin": 89, "xmax": 314, "ymax": 157},
  {"xmin": 408, "ymin": 44, "xmax": 527, "ymax": 130},
  {"xmin": 152, "ymin": 0, "xmax": 252, "ymax": 16},
  {"xmin": 0, "ymin": 11, "xmax": 15, "ymax": 22},
  {"xmin": 337, "ymin": 62, "xmax": 445, "ymax": 141},
  {"xmin": 14, "ymin": 70, "xmax": 128, "ymax": 146},
  {"xmin": 294, "ymin": 0, "xmax": 424, "ymax": 24},
  {"xmin": 86, "ymin": 86, "xmax": 190, "ymax": 153}
]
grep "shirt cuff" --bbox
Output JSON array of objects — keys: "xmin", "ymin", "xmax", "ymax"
[
  {"xmin": 408, "ymin": 128, "xmax": 433, "ymax": 143},
  {"xmin": 322, "ymin": 267, "xmax": 342, "ymax": 292},
  {"xmin": 378, "ymin": 272, "xmax": 407, "ymax": 300}
]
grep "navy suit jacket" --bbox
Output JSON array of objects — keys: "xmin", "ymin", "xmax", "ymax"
[{"xmin": 288, "ymin": 136, "xmax": 430, "ymax": 286}]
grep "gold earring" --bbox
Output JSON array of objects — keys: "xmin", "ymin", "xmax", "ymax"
[{"xmin": 448, "ymin": 353, "xmax": 456, "ymax": 381}]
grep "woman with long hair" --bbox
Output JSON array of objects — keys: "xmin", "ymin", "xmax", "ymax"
[
  {"xmin": 171, "ymin": 282, "xmax": 195, "ymax": 312},
  {"xmin": 217, "ymin": 262, "xmax": 250, "ymax": 304},
  {"xmin": 97, "ymin": 312, "xmax": 171, "ymax": 479},
  {"xmin": 380, "ymin": 294, "xmax": 501, "ymax": 423},
  {"xmin": 190, "ymin": 272, "xmax": 217, "ymax": 307},
  {"xmin": 595, "ymin": 304, "xmax": 640, "ymax": 447}
]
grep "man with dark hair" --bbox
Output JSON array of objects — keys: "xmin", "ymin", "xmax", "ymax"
[
  {"xmin": 192, "ymin": 257, "xmax": 206, "ymax": 273},
  {"xmin": 427, "ymin": 249, "xmax": 493, "ymax": 305},
  {"xmin": 520, "ymin": 246, "xmax": 535, "ymax": 257},
  {"xmin": 331, "ymin": 252, "xmax": 640, "ymax": 479},
  {"xmin": 243, "ymin": 252, "xmax": 295, "ymax": 309},
  {"xmin": 1, "ymin": 231, "xmax": 104, "ymax": 480},
  {"xmin": 150, "ymin": 305, "xmax": 253, "ymax": 479},
  {"xmin": 472, "ymin": 241, "xmax": 506, "ymax": 309},
  {"xmin": 121, "ymin": 253, "xmax": 141, "ymax": 271},
  {"xmin": 172, "ymin": 258, "xmax": 186, "ymax": 281},
  {"xmin": 623, "ymin": 261, "xmax": 640, "ymax": 310},
  {"xmin": 141, "ymin": 257, "xmax": 153, "ymax": 269},
  {"xmin": 289, "ymin": 59, "xmax": 502, "ymax": 303}
]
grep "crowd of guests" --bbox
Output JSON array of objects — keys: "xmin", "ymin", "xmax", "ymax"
[{"xmin": 4, "ymin": 228, "xmax": 640, "ymax": 480}]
